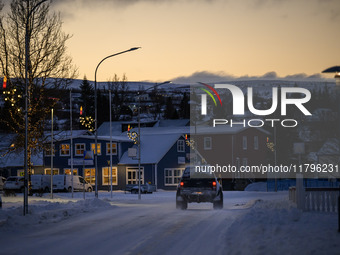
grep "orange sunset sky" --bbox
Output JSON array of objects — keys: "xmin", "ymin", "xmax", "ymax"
[{"xmin": 4, "ymin": 0, "xmax": 340, "ymax": 83}]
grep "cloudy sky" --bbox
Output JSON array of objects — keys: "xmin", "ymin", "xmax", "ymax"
[{"xmin": 4, "ymin": 0, "xmax": 340, "ymax": 83}]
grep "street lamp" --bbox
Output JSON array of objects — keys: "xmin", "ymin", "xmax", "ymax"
[
  {"xmin": 135, "ymin": 81, "xmax": 171, "ymax": 200},
  {"xmin": 94, "ymin": 47, "xmax": 140, "ymax": 198},
  {"xmin": 24, "ymin": 0, "xmax": 48, "ymax": 216}
]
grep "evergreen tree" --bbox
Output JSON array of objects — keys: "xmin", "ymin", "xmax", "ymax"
[{"xmin": 79, "ymin": 76, "xmax": 94, "ymax": 130}]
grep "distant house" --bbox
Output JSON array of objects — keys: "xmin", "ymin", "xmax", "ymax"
[
  {"xmin": 190, "ymin": 125, "xmax": 272, "ymax": 189},
  {"xmin": 0, "ymin": 134, "xmax": 44, "ymax": 177}
]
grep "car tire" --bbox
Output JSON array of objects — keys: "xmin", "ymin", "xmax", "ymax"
[
  {"xmin": 68, "ymin": 187, "xmax": 72, "ymax": 192},
  {"xmin": 131, "ymin": 189, "xmax": 138, "ymax": 194},
  {"xmin": 44, "ymin": 187, "xmax": 50, "ymax": 193},
  {"xmin": 20, "ymin": 187, "xmax": 25, "ymax": 193},
  {"xmin": 181, "ymin": 200, "xmax": 188, "ymax": 210},
  {"xmin": 87, "ymin": 187, "xmax": 92, "ymax": 192},
  {"xmin": 176, "ymin": 199, "xmax": 188, "ymax": 210},
  {"xmin": 213, "ymin": 191, "xmax": 223, "ymax": 210}
]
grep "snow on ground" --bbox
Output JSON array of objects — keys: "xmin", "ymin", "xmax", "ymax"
[
  {"xmin": 0, "ymin": 190, "xmax": 339, "ymax": 255},
  {"xmin": 244, "ymin": 182, "xmax": 267, "ymax": 192}
]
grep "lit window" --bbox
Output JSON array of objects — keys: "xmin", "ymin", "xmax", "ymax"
[
  {"xmin": 177, "ymin": 140, "xmax": 185, "ymax": 152},
  {"xmin": 106, "ymin": 143, "xmax": 117, "ymax": 155},
  {"xmin": 84, "ymin": 168, "xmax": 95, "ymax": 185},
  {"xmin": 75, "ymin": 143, "xmax": 85, "ymax": 156},
  {"xmin": 102, "ymin": 167, "xmax": 117, "ymax": 185},
  {"xmin": 44, "ymin": 168, "xmax": 59, "ymax": 175},
  {"xmin": 64, "ymin": 168, "xmax": 78, "ymax": 175},
  {"xmin": 45, "ymin": 144, "xmax": 55, "ymax": 156},
  {"xmin": 60, "ymin": 144, "xmax": 70, "ymax": 156},
  {"xmin": 91, "ymin": 143, "xmax": 101, "ymax": 155}
]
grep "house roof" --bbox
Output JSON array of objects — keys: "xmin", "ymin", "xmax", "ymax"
[
  {"xmin": 0, "ymin": 150, "xmax": 43, "ymax": 167},
  {"xmin": 119, "ymin": 133, "xmax": 183, "ymax": 165}
]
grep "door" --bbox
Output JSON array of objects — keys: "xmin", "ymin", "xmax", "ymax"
[{"xmin": 126, "ymin": 167, "xmax": 144, "ymax": 184}]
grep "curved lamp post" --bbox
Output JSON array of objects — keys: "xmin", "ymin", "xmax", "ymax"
[{"xmin": 94, "ymin": 47, "xmax": 140, "ymax": 198}]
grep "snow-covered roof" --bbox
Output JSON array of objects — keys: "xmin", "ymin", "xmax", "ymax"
[
  {"xmin": 0, "ymin": 150, "xmax": 43, "ymax": 167},
  {"xmin": 155, "ymin": 119, "xmax": 189, "ymax": 127},
  {"xmin": 317, "ymin": 138, "xmax": 339, "ymax": 155},
  {"xmin": 192, "ymin": 125, "xmax": 271, "ymax": 135},
  {"xmin": 119, "ymin": 133, "xmax": 182, "ymax": 164}
]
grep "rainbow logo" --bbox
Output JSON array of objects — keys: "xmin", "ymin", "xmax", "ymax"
[{"xmin": 198, "ymin": 82, "xmax": 222, "ymax": 107}]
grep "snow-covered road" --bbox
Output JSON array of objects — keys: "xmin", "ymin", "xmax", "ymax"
[{"xmin": 0, "ymin": 191, "xmax": 338, "ymax": 255}]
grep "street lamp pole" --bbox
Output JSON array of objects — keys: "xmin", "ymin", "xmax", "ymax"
[
  {"xmin": 94, "ymin": 47, "xmax": 140, "ymax": 198},
  {"xmin": 136, "ymin": 81, "xmax": 171, "ymax": 200},
  {"xmin": 24, "ymin": 0, "xmax": 48, "ymax": 216}
]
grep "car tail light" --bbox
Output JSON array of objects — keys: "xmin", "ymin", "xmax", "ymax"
[
  {"xmin": 180, "ymin": 181, "xmax": 184, "ymax": 187},
  {"xmin": 212, "ymin": 181, "xmax": 216, "ymax": 189}
]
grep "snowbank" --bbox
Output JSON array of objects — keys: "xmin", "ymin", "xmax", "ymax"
[
  {"xmin": 226, "ymin": 199, "xmax": 340, "ymax": 255},
  {"xmin": 0, "ymin": 197, "xmax": 113, "ymax": 228},
  {"xmin": 244, "ymin": 182, "xmax": 267, "ymax": 191}
]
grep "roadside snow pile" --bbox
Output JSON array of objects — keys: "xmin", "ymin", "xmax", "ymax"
[
  {"xmin": 244, "ymin": 182, "xmax": 267, "ymax": 191},
  {"xmin": 0, "ymin": 198, "xmax": 113, "ymax": 228},
  {"xmin": 226, "ymin": 199, "xmax": 340, "ymax": 255}
]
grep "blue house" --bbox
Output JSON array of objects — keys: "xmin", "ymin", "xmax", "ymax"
[{"xmin": 43, "ymin": 127, "xmax": 191, "ymax": 190}]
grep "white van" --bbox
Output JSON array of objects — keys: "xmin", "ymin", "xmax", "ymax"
[
  {"xmin": 52, "ymin": 175, "xmax": 92, "ymax": 192},
  {"xmin": 31, "ymin": 175, "xmax": 51, "ymax": 192}
]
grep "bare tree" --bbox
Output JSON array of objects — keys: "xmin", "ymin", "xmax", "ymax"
[
  {"xmin": 107, "ymin": 74, "xmax": 130, "ymax": 120},
  {"xmin": 0, "ymin": 0, "xmax": 77, "ymax": 168}
]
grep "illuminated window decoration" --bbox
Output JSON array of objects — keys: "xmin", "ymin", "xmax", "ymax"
[
  {"xmin": 127, "ymin": 128, "xmax": 139, "ymax": 144},
  {"xmin": 79, "ymin": 115, "xmax": 94, "ymax": 131}
]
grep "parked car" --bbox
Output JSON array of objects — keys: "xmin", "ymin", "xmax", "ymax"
[
  {"xmin": 31, "ymin": 175, "xmax": 51, "ymax": 193},
  {"xmin": 3, "ymin": 176, "xmax": 25, "ymax": 194},
  {"xmin": 53, "ymin": 175, "xmax": 92, "ymax": 192},
  {"xmin": 176, "ymin": 166, "xmax": 223, "ymax": 210},
  {"xmin": 0, "ymin": 176, "xmax": 6, "ymax": 191},
  {"xmin": 126, "ymin": 183, "xmax": 156, "ymax": 194}
]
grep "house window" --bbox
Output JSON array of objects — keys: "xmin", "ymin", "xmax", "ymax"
[
  {"xmin": 91, "ymin": 143, "xmax": 101, "ymax": 155},
  {"xmin": 204, "ymin": 137, "xmax": 212, "ymax": 150},
  {"xmin": 102, "ymin": 167, "xmax": 118, "ymax": 185},
  {"xmin": 165, "ymin": 168, "xmax": 185, "ymax": 186},
  {"xmin": 64, "ymin": 168, "xmax": 78, "ymax": 175},
  {"xmin": 254, "ymin": 136, "xmax": 259, "ymax": 150},
  {"xmin": 84, "ymin": 168, "xmax": 95, "ymax": 185},
  {"xmin": 44, "ymin": 168, "xmax": 59, "ymax": 175},
  {"xmin": 106, "ymin": 143, "xmax": 117, "ymax": 155},
  {"xmin": 243, "ymin": 136, "xmax": 247, "ymax": 150},
  {"xmin": 45, "ymin": 144, "xmax": 55, "ymax": 156},
  {"xmin": 126, "ymin": 167, "xmax": 144, "ymax": 184},
  {"xmin": 75, "ymin": 143, "xmax": 85, "ymax": 156},
  {"xmin": 17, "ymin": 169, "xmax": 34, "ymax": 176},
  {"xmin": 60, "ymin": 144, "xmax": 70, "ymax": 156},
  {"xmin": 177, "ymin": 140, "xmax": 185, "ymax": 152}
]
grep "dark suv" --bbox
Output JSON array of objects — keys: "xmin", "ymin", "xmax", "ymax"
[{"xmin": 176, "ymin": 166, "xmax": 223, "ymax": 210}]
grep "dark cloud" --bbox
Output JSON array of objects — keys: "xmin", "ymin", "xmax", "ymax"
[{"xmin": 171, "ymin": 70, "xmax": 329, "ymax": 84}]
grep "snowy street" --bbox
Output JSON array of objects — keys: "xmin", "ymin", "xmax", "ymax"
[{"xmin": 0, "ymin": 191, "xmax": 339, "ymax": 255}]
